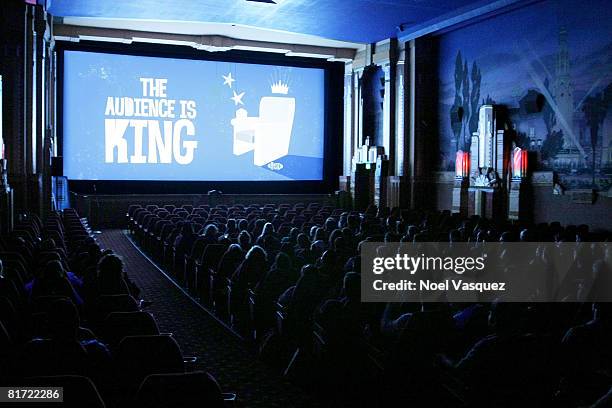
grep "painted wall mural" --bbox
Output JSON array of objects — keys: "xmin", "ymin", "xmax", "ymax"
[{"xmin": 437, "ymin": 0, "xmax": 612, "ymax": 191}]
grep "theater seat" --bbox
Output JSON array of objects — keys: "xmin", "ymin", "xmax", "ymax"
[
  {"xmin": 20, "ymin": 338, "xmax": 90, "ymax": 378},
  {"xmin": 197, "ymin": 244, "xmax": 226, "ymax": 305},
  {"xmin": 135, "ymin": 371, "xmax": 225, "ymax": 408},
  {"xmin": 102, "ymin": 311, "xmax": 160, "ymax": 349},
  {"xmin": 94, "ymin": 294, "xmax": 140, "ymax": 323},
  {"xmin": 0, "ymin": 321, "xmax": 13, "ymax": 380},
  {"xmin": 0, "ymin": 296, "xmax": 22, "ymax": 344},
  {"xmin": 115, "ymin": 335, "xmax": 185, "ymax": 394}
]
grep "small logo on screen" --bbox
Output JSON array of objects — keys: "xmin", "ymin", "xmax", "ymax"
[{"xmin": 267, "ymin": 162, "xmax": 284, "ymax": 171}]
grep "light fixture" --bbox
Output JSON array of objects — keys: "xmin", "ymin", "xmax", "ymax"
[
  {"xmin": 455, "ymin": 150, "xmax": 470, "ymax": 178},
  {"xmin": 512, "ymin": 148, "xmax": 528, "ymax": 179}
]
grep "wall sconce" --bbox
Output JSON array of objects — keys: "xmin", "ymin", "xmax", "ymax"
[
  {"xmin": 455, "ymin": 150, "xmax": 470, "ymax": 178},
  {"xmin": 512, "ymin": 148, "xmax": 528, "ymax": 179}
]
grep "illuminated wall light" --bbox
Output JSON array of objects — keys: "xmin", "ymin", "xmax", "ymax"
[
  {"xmin": 455, "ymin": 150, "xmax": 470, "ymax": 178},
  {"xmin": 512, "ymin": 148, "xmax": 528, "ymax": 178}
]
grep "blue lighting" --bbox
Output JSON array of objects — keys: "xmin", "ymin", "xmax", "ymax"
[{"xmin": 48, "ymin": 0, "xmax": 484, "ymax": 43}]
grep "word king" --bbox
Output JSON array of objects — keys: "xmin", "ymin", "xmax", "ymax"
[{"xmin": 104, "ymin": 78, "xmax": 199, "ymax": 165}]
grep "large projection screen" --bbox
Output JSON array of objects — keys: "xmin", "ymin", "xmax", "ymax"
[{"xmin": 61, "ymin": 50, "xmax": 326, "ymax": 182}]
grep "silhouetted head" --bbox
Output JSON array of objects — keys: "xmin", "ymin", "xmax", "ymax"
[
  {"xmin": 246, "ymin": 245, "xmax": 267, "ymax": 264},
  {"xmin": 238, "ymin": 219, "xmax": 248, "ymax": 232},
  {"xmin": 97, "ymin": 254, "xmax": 123, "ymax": 280},
  {"xmin": 328, "ymin": 229, "xmax": 342, "ymax": 247},
  {"xmin": 347, "ymin": 215, "xmax": 360, "ymax": 231},
  {"xmin": 203, "ymin": 224, "xmax": 218, "ymax": 238},
  {"xmin": 447, "ymin": 229, "xmax": 460, "ymax": 243},
  {"xmin": 593, "ymin": 301, "xmax": 612, "ymax": 322},
  {"xmin": 333, "ymin": 236, "xmax": 346, "ymax": 252},
  {"xmin": 88, "ymin": 243, "xmax": 102, "ymax": 259},
  {"xmin": 296, "ymin": 233, "xmax": 310, "ymax": 249},
  {"xmin": 253, "ymin": 219, "xmax": 266, "ymax": 236},
  {"xmin": 319, "ymin": 250, "xmax": 336, "ymax": 269},
  {"xmin": 274, "ymin": 252, "xmax": 291, "ymax": 271},
  {"xmin": 225, "ymin": 243, "xmax": 243, "ymax": 259},
  {"xmin": 261, "ymin": 222, "xmax": 275, "ymax": 238},
  {"xmin": 226, "ymin": 219, "xmax": 237, "ymax": 234},
  {"xmin": 238, "ymin": 230, "xmax": 251, "ymax": 249},
  {"xmin": 499, "ymin": 231, "xmax": 514, "ymax": 243},
  {"xmin": 520, "ymin": 229, "xmax": 536, "ymax": 242},
  {"xmin": 300, "ymin": 264, "xmax": 317, "ymax": 278},
  {"xmin": 48, "ymin": 298, "xmax": 80, "ymax": 340},
  {"xmin": 314, "ymin": 228, "xmax": 326, "ymax": 242},
  {"xmin": 44, "ymin": 260, "xmax": 66, "ymax": 280},
  {"xmin": 343, "ymin": 272, "xmax": 360, "ymax": 302},
  {"xmin": 309, "ymin": 225, "xmax": 319, "ymax": 240},
  {"xmin": 324, "ymin": 218, "xmax": 337, "ymax": 232}
]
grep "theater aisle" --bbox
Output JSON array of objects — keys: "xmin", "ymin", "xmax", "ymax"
[{"xmin": 97, "ymin": 229, "xmax": 319, "ymax": 408}]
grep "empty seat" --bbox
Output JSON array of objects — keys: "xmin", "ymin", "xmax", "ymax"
[
  {"xmin": 20, "ymin": 338, "xmax": 90, "ymax": 378},
  {"xmin": 102, "ymin": 311, "xmax": 160, "ymax": 349},
  {"xmin": 115, "ymin": 335, "xmax": 185, "ymax": 394},
  {"xmin": 135, "ymin": 371, "xmax": 224, "ymax": 408},
  {"xmin": 94, "ymin": 294, "xmax": 139, "ymax": 322}
]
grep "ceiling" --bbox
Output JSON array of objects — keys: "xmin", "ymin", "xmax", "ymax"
[{"xmin": 47, "ymin": 0, "xmax": 493, "ymax": 43}]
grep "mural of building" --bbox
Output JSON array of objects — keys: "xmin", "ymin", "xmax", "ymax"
[
  {"xmin": 437, "ymin": 0, "xmax": 611, "ymax": 191},
  {"xmin": 551, "ymin": 27, "xmax": 585, "ymax": 171},
  {"xmin": 553, "ymin": 27, "xmax": 574, "ymax": 149}
]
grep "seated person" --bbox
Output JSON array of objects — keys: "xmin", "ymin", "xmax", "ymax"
[
  {"xmin": 97, "ymin": 254, "xmax": 140, "ymax": 298},
  {"xmin": 27, "ymin": 260, "xmax": 83, "ymax": 305},
  {"xmin": 557, "ymin": 302, "xmax": 612, "ymax": 406}
]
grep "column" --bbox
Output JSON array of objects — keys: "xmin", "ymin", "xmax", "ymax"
[
  {"xmin": 388, "ymin": 41, "xmax": 410, "ymax": 209},
  {"xmin": 350, "ymin": 67, "xmax": 365, "ymax": 199},
  {"xmin": 32, "ymin": 5, "xmax": 47, "ymax": 216},
  {"xmin": 342, "ymin": 63, "xmax": 354, "ymax": 178}
]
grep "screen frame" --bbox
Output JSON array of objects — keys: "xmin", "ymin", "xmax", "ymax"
[{"xmin": 56, "ymin": 40, "xmax": 343, "ymax": 195}]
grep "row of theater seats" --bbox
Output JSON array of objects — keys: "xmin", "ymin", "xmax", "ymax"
[
  {"xmin": 0, "ymin": 209, "xmax": 231, "ymax": 408},
  {"xmin": 127, "ymin": 202, "xmax": 340, "ymax": 317},
  {"xmin": 126, "ymin": 202, "xmax": 397, "ymax": 405},
  {"xmin": 127, "ymin": 202, "xmax": 612, "ymax": 407}
]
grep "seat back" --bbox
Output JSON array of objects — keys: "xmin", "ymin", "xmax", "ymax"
[
  {"xmin": 103, "ymin": 311, "xmax": 160, "ymax": 348},
  {"xmin": 199, "ymin": 244, "xmax": 226, "ymax": 271},
  {"xmin": 135, "ymin": 371, "xmax": 224, "ymax": 408},
  {"xmin": 116, "ymin": 335, "xmax": 184, "ymax": 391},
  {"xmin": 22, "ymin": 375, "xmax": 105, "ymax": 408},
  {"xmin": 95, "ymin": 295, "xmax": 139, "ymax": 322},
  {"xmin": 21, "ymin": 339, "xmax": 89, "ymax": 377}
]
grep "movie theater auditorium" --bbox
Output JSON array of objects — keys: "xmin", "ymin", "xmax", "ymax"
[{"xmin": 0, "ymin": 0, "xmax": 610, "ymax": 406}]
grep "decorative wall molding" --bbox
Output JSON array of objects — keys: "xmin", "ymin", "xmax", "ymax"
[{"xmin": 53, "ymin": 23, "xmax": 358, "ymax": 61}]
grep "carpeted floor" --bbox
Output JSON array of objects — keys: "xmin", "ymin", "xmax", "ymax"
[{"xmin": 97, "ymin": 229, "xmax": 320, "ymax": 408}]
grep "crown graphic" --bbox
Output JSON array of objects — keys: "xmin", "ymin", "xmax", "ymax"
[{"xmin": 271, "ymin": 80, "xmax": 289, "ymax": 95}]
